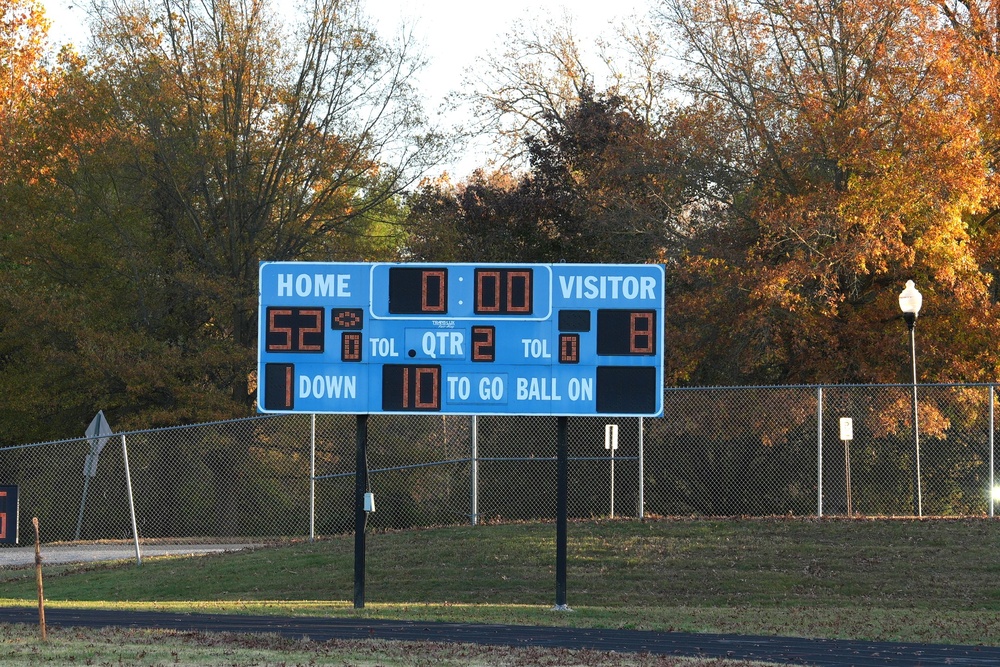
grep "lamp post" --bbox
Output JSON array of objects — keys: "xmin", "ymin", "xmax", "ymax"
[{"xmin": 898, "ymin": 280, "xmax": 923, "ymax": 517}]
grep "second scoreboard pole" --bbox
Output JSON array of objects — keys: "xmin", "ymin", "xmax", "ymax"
[{"xmin": 354, "ymin": 415, "xmax": 368, "ymax": 609}]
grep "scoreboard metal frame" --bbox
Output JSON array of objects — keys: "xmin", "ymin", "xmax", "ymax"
[{"xmin": 257, "ymin": 262, "xmax": 664, "ymax": 416}]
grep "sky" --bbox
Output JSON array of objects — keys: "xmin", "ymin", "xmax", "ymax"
[{"xmin": 38, "ymin": 0, "xmax": 649, "ymax": 175}]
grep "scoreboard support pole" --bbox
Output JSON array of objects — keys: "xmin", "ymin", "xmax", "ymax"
[
  {"xmin": 354, "ymin": 415, "xmax": 369, "ymax": 609},
  {"xmin": 554, "ymin": 416, "xmax": 570, "ymax": 610}
]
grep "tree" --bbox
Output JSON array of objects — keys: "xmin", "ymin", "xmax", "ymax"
[
  {"xmin": 936, "ymin": 0, "xmax": 1000, "ymax": 304},
  {"xmin": 88, "ymin": 0, "xmax": 441, "ymax": 396},
  {"xmin": 404, "ymin": 89, "xmax": 703, "ymax": 265},
  {"xmin": 460, "ymin": 11, "xmax": 682, "ymax": 170},
  {"xmin": 656, "ymin": 0, "xmax": 1000, "ymax": 385},
  {"xmin": 0, "ymin": 0, "xmax": 49, "ymax": 167},
  {"xmin": 460, "ymin": 13, "xmax": 595, "ymax": 168},
  {"xmin": 404, "ymin": 170, "xmax": 559, "ymax": 263},
  {"xmin": 0, "ymin": 0, "xmax": 443, "ymax": 443}
]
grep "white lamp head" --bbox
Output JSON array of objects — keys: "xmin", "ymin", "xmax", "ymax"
[{"xmin": 898, "ymin": 280, "xmax": 922, "ymax": 316}]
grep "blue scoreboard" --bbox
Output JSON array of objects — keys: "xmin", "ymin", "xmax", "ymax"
[{"xmin": 257, "ymin": 262, "xmax": 664, "ymax": 416}]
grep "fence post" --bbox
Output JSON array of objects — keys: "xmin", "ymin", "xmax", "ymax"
[
  {"xmin": 817, "ymin": 386, "xmax": 823, "ymax": 518},
  {"xmin": 121, "ymin": 435, "xmax": 141, "ymax": 566},
  {"xmin": 987, "ymin": 385, "xmax": 996, "ymax": 519},
  {"xmin": 310, "ymin": 414, "xmax": 316, "ymax": 542},
  {"xmin": 471, "ymin": 416, "xmax": 478, "ymax": 526}
]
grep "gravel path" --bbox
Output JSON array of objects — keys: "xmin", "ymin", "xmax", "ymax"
[{"xmin": 0, "ymin": 542, "xmax": 259, "ymax": 566}]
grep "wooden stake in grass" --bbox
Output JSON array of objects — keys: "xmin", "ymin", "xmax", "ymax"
[{"xmin": 32, "ymin": 517, "xmax": 46, "ymax": 642}]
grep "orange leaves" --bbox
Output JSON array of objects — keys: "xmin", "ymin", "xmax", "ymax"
[
  {"xmin": 0, "ymin": 0, "xmax": 56, "ymax": 180},
  {"xmin": 656, "ymin": 0, "xmax": 1000, "ymax": 385}
]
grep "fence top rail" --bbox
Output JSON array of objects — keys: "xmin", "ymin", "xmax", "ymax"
[
  {"xmin": 0, "ymin": 413, "xmax": 291, "ymax": 452},
  {"xmin": 4, "ymin": 381, "xmax": 998, "ymax": 451},
  {"xmin": 666, "ymin": 382, "xmax": 1000, "ymax": 392}
]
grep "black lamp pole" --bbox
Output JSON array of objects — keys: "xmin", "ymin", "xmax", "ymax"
[{"xmin": 899, "ymin": 280, "xmax": 922, "ymax": 517}]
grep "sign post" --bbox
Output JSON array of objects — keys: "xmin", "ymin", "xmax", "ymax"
[
  {"xmin": 257, "ymin": 262, "xmax": 666, "ymax": 609},
  {"xmin": 840, "ymin": 417, "xmax": 854, "ymax": 516},
  {"xmin": 76, "ymin": 411, "xmax": 113, "ymax": 540},
  {"xmin": 605, "ymin": 424, "xmax": 619, "ymax": 518}
]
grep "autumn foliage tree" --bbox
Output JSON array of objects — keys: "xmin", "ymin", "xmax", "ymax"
[
  {"xmin": 657, "ymin": 0, "xmax": 1000, "ymax": 385},
  {"xmin": 7, "ymin": 0, "xmax": 1000, "ymax": 449},
  {"xmin": 0, "ymin": 0, "xmax": 441, "ymax": 442},
  {"xmin": 938, "ymin": 0, "xmax": 1000, "ymax": 305},
  {"xmin": 0, "ymin": 0, "xmax": 48, "ymax": 169}
]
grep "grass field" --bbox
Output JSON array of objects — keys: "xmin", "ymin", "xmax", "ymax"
[{"xmin": 2, "ymin": 517, "xmax": 1000, "ymax": 665}]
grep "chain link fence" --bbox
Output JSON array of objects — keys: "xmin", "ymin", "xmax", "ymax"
[{"xmin": 1, "ymin": 384, "xmax": 997, "ymax": 546}]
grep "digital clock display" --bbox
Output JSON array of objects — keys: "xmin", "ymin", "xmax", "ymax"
[
  {"xmin": 257, "ymin": 262, "xmax": 664, "ymax": 416},
  {"xmin": 474, "ymin": 268, "xmax": 532, "ymax": 314},
  {"xmin": 389, "ymin": 268, "xmax": 447, "ymax": 314}
]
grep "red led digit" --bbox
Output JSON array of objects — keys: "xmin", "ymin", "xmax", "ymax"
[
  {"xmin": 422, "ymin": 270, "xmax": 447, "ymax": 312},
  {"xmin": 298, "ymin": 309, "xmax": 323, "ymax": 351},
  {"xmin": 283, "ymin": 366, "xmax": 292, "ymax": 406},
  {"xmin": 597, "ymin": 309, "xmax": 656, "ymax": 356},
  {"xmin": 267, "ymin": 309, "xmax": 293, "ymax": 351},
  {"xmin": 506, "ymin": 270, "xmax": 532, "ymax": 313},
  {"xmin": 267, "ymin": 308, "xmax": 325, "ymax": 353},
  {"xmin": 630, "ymin": 312, "xmax": 655, "ymax": 354},
  {"xmin": 389, "ymin": 268, "xmax": 449, "ymax": 314},
  {"xmin": 400, "ymin": 367, "xmax": 440, "ymax": 408},
  {"xmin": 342, "ymin": 332, "xmax": 362, "ymax": 361},
  {"xmin": 401, "ymin": 367, "xmax": 409, "ymax": 407},
  {"xmin": 474, "ymin": 268, "xmax": 533, "ymax": 315},
  {"xmin": 559, "ymin": 334, "xmax": 580, "ymax": 363},
  {"xmin": 264, "ymin": 363, "xmax": 295, "ymax": 410},
  {"xmin": 472, "ymin": 326, "xmax": 495, "ymax": 362},
  {"xmin": 476, "ymin": 270, "xmax": 501, "ymax": 313},
  {"xmin": 383, "ymin": 365, "xmax": 442, "ymax": 411},
  {"xmin": 414, "ymin": 367, "xmax": 440, "ymax": 408}
]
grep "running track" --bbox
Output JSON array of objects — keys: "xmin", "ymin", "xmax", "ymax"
[{"xmin": 2, "ymin": 607, "xmax": 1000, "ymax": 666}]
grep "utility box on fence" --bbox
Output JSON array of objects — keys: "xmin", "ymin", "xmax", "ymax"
[{"xmin": 0, "ymin": 485, "xmax": 18, "ymax": 545}]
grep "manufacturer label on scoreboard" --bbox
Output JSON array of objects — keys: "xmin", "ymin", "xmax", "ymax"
[{"xmin": 257, "ymin": 262, "xmax": 664, "ymax": 416}]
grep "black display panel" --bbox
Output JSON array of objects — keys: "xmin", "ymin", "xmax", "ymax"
[
  {"xmin": 471, "ymin": 326, "xmax": 496, "ymax": 362},
  {"xmin": 558, "ymin": 309, "xmax": 591, "ymax": 332},
  {"xmin": 474, "ymin": 268, "xmax": 533, "ymax": 315},
  {"xmin": 265, "ymin": 307, "xmax": 324, "ymax": 353},
  {"xmin": 559, "ymin": 334, "xmax": 580, "ymax": 363},
  {"xmin": 596, "ymin": 366, "xmax": 657, "ymax": 414},
  {"xmin": 264, "ymin": 363, "xmax": 295, "ymax": 410},
  {"xmin": 331, "ymin": 308, "xmax": 364, "ymax": 330},
  {"xmin": 342, "ymin": 332, "xmax": 362, "ymax": 362},
  {"xmin": 0, "ymin": 485, "xmax": 17, "ymax": 545},
  {"xmin": 597, "ymin": 309, "xmax": 657, "ymax": 356},
  {"xmin": 382, "ymin": 364, "xmax": 442, "ymax": 411},
  {"xmin": 389, "ymin": 268, "xmax": 448, "ymax": 314}
]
